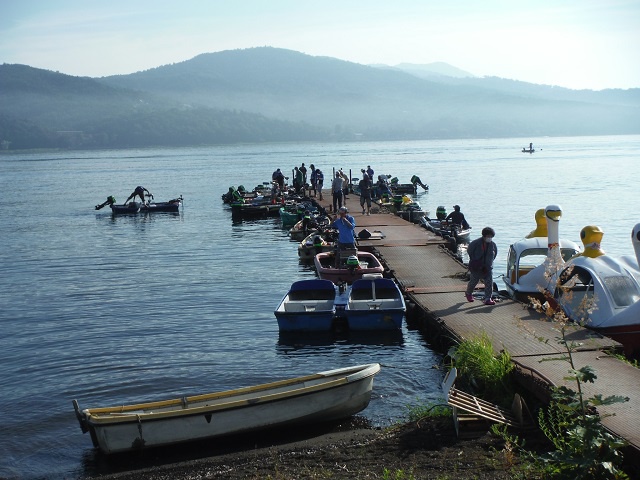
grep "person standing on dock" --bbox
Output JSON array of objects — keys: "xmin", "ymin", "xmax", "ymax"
[
  {"xmin": 359, "ymin": 174, "xmax": 372, "ymax": 215},
  {"xmin": 332, "ymin": 171, "xmax": 344, "ymax": 212},
  {"xmin": 465, "ymin": 227, "xmax": 498, "ymax": 305},
  {"xmin": 366, "ymin": 165, "xmax": 374, "ymax": 181},
  {"xmin": 333, "ymin": 206, "xmax": 356, "ymax": 249},
  {"xmin": 309, "ymin": 164, "xmax": 316, "ymax": 197},
  {"xmin": 316, "ymin": 168, "xmax": 324, "ymax": 201}
]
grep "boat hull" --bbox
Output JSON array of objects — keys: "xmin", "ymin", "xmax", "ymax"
[
  {"xmin": 231, "ymin": 202, "xmax": 282, "ymax": 218},
  {"xmin": 75, "ymin": 363, "xmax": 380, "ymax": 454},
  {"xmin": 345, "ymin": 278, "xmax": 406, "ymax": 330},
  {"xmin": 110, "ymin": 198, "xmax": 182, "ymax": 214},
  {"xmin": 274, "ymin": 279, "xmax": 337, "ymax": 331}
]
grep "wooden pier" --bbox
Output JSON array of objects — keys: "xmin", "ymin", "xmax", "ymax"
[{"xmin": 316, "ymin": 198, "xmax": 640, "ymax": 454}]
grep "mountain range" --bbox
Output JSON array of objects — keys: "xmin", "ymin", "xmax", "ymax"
[{"xmin": 1, "ymin": 46, "xmax": 639, "ymax": 150}]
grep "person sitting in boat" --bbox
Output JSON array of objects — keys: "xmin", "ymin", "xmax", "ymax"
[
  {"xmin": 125, "ymin": 186, "xmax": 151, "ymax": 205},
  {"xmin": 377, "ymin": 175, "xmax": 391, "ymax": 197},
  {"xmin": 301, "ymin": 210, "xmax": 317, "ymax": 234},
  {"xmin": 445, "ymin": 205, "xmax": 470, "ymax": 229},
  {"xmin": 333, "ymin": 206, "xmax": 356, "ymax": 250}
]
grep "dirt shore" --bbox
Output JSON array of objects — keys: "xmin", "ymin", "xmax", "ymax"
[{"xmin": 91, "ymin": 417, "xmax": 540, "ymax": 480}]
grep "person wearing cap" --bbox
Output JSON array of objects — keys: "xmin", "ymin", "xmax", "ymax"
[
  {"xmin": 366, "ymin": 165, "xmax": 374, "ymax": 181},
  {"xmin": 465, "ymin": 227, "xmax": 498, "ymax": 305},
  {"xmin": 332, "ymin": 171, "xmax": 345, "ymax": 212},
  {"xmin": 446, "ymin": 205, "xmax": 470, "ymax": 229},
  {"xmin": 333, "ymin": 206, "xmax": 356, "ymax": 249}
]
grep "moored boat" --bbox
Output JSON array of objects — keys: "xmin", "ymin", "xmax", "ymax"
[
  {"xmin": 274, "ymin": 279, "xmax": 338, "ymax": 331},
  {"xmin": 502, "ymin": 206, "xmax": 580, "ymax": 302},
  {"xmin": 73, "ymin": 363, "xmax": 381, "ymax": 454},
  {"xmin": 553, "ymin": 223, "xmax": 640, "ymax": 356},
  {"xmin": 298, "ymin": 228, "xmax": 338, "ymax": 262},
  {"xmin": 344, "ymin": 275, "xmax": 406, "ymax": 330},
  {"xmin": 314, "ymin": 250, "xmax": 384, "ymax": 284}
]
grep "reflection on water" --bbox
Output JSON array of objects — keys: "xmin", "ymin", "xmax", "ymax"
[{"xmin": 277, "ymin": 330, "xmax": 404, "ymax": 354}]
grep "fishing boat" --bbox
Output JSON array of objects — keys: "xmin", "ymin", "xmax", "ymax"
[
  {"xmin": 344, "ymin": 275, "xmax": 406, "ymax": 330},
  {"xmin": 289, "ymin": 213, "xmax": 330, "ymax": 242},
  {"xmin": 274, "ymin": 279, "xmax": 338, "ymax": 331},
  {"xmin": 298, "ymin": 228, "xmax": 338, "ymax": 262},
  {"xmin": 502, "ymin": 205, "xmax": 580, "ymax": 302},
  {"xmin": 314, "ymin": 250, "xmax": 384, "ymax": 284},
  {"xmin": 421, "ymin": 217, "xmax": 472, "ymax": 244},
  {"xmin": 553, "ymin": 223, "xmax": 640, "ymax": 356},
  {"xmin": 230, "ymin": 198, "xmax": 281, "ymax": 219},
  {"xmin": 109, "ymin": 196, "xmax": 183, "ymax": 215},
  {"xmin": 73, "ymin": 363, "xmax": 381, "ymax": 454}
]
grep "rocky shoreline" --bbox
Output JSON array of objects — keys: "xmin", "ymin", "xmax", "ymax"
[{"xmin": 88, "ymin": 417, "xmax": 537, "ymax": 480}]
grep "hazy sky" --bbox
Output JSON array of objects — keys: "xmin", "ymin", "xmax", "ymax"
[{"xmin": 1, "ymin": 0, "xmax": 638, "ymax": 90}]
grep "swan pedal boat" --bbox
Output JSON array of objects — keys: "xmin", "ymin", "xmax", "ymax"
[
  {"xmin": 73, "ymin": 363, "xmax": 381, "ymax": 454},
  {"xmin": 503, "ymin": 236, "xmax": 581, "ymax": 301},
  {"xmin": 553, "ymin": 223, "xmax": 640, "ymax": 356}
]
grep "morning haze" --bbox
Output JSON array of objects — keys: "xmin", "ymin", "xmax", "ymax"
[{"xmin": 1, "ymin": 47, "xmax": 639, "ymax": 150}]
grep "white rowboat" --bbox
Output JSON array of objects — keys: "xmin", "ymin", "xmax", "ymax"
[{"xmin": 73, "ymin": 363, "xmax": 381, "ymax": 454}]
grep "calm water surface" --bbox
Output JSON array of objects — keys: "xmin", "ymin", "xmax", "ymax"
[{"xmin": 0, "ymin": 135, "xmax": 638, "ymax": 479}]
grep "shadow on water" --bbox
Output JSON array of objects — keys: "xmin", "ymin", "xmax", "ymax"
[
  {"xmin": 80, "ymin": 417, "xmax": 373, "ymax": 478},
  {"xmin": 276, "ymin": 329, "xmax": 404, "ymax": 354}
]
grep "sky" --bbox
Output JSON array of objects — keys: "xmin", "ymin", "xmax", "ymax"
[{"xmin": 1, "ymin": 0, "xmax": 639, "ymax": 91}]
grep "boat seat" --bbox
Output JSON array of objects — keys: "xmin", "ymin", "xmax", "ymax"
[
  {"xmin": 512, "ymin": 265, "xmax": 535, "ymax": 283},
  {"xmin": 284, "ymin": 300, "xmax": 333, "ymax": 312}
]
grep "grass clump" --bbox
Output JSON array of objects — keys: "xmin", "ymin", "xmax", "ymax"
[{"xmin": 447, "ymin": 331, "xmax": 515, "ymax": 405}]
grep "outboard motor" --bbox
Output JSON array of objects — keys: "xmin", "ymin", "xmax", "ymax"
[{"xmin": 436, "ymin": 206, "xmax": 447, "ymax": 221}]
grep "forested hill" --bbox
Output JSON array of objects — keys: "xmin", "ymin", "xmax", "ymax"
[{"xmin": 1, "ymin": 47, "xmax": 639, "ymax": 150}]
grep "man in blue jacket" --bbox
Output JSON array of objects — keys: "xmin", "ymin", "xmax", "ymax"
[{"xmin": 333, "ymin": 206, "xmax": 356, "ymax": 249}]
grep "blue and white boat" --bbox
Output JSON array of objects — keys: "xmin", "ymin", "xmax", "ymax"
[
  {"xmin": 343, "ymin": 275, "xmax": 406, "ymax": 331},
  {"xmin": 274, "ymin": 279, "xmax": 337, "ymax": 332}
]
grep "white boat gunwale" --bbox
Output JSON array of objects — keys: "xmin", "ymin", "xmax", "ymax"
[{"xmin": 75, "ymin": 363, "xmax": 380, "ymax": 426}]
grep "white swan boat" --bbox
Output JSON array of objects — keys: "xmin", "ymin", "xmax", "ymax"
[
  {"xmin": 502, "ymin": 205, "xmax": 580, "ymax": 302},
  {"xmin": 554, "ymin": 223, "xmax": 640, "ymax": 356}
]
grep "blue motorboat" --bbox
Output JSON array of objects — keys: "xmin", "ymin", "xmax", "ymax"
[
  {"xmin": 343, "ymin": 276, "xmax": 406, "ymax": 331},
  {"xmin": 274, "ymin": 279, "xmax": 338, "ymax": 332}
]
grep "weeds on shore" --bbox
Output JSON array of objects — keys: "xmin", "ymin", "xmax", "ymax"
[
  {"xmin": 508, "ymin": 286, "xmax": 631, "ymax": 479},
  {"xmin": 447, "ymin": 331, "xmax": 515, "ymax": 406}
]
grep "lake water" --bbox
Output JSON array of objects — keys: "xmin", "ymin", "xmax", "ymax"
[{"xmin": 1, "ymin": 135, "xmax": 638, "ymax": 479}]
